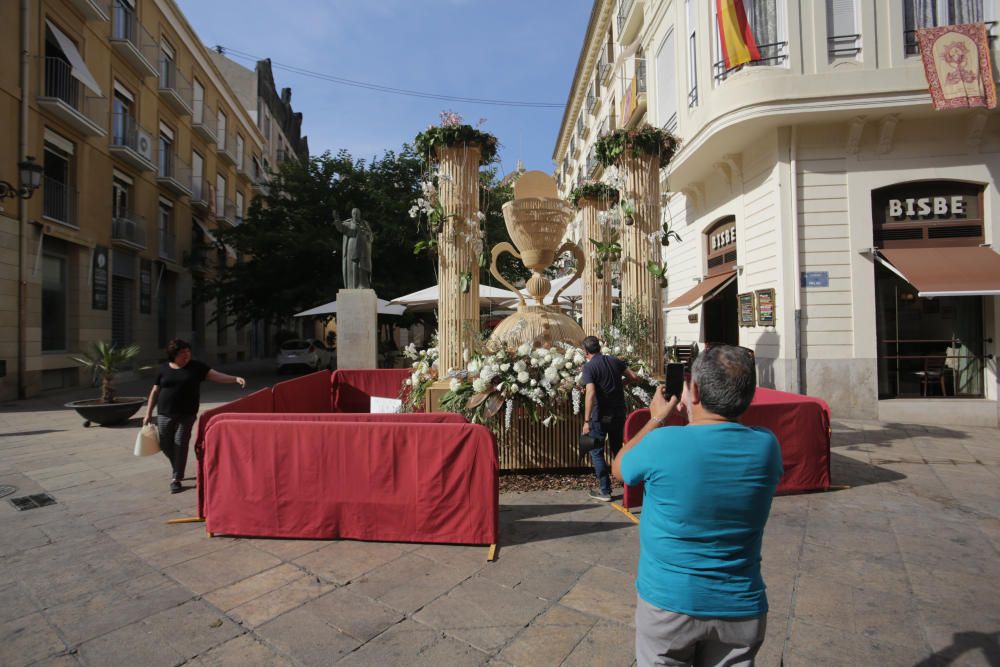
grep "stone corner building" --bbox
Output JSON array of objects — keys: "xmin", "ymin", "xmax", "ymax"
[
  {"xmin": 555, "ymin": 0, "xmax": 1000, "ymax": 427},
  {"xmin": 0, "ymin": 0, "xmax": 309, "ymax": 401}
]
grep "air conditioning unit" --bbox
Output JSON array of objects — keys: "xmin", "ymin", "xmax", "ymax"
[{"xmin": 137, "ymin": 129, "xmax": 154, "ymax": 161}]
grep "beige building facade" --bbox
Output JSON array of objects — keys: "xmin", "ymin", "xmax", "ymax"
[
  {"xmin": 555, "ymin": 0, "xmax": 1000, "ymax": 426},
  {"xmin": 1, "ymin": 0, "xmax": 270, "ymax": 401}
]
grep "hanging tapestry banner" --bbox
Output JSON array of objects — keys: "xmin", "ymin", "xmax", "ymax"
[{"xmin": 917, "ymin": 23, "xmax": 997, "ymax": 110}]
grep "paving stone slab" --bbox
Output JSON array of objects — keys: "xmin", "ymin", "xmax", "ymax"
[
  {"xmin": 163, "ymin": 542, "xmax": 282, "ymax": 594},
  {"xmin": 477, "ymin": 543, "xmax": 592, "ymax": 601},
  {"xmin": 293, "ymin": 539, "xmax": 412, "ymax": 585},
  {"xmin": 203, "ymin": 563, "xmax": 305, "ymax": 612},
  {"xmin": 0, "ymin": 613, "xmax": 67, "ymax": 667},
  {"xmin": 256, "ymin": 605, "xmax": 361, "ymax": 666},
  {"xmin": 186, "ymin": 634, "xmax": 297, "ymax": 667},
  {"xmin": 346, "ymin": 552, "xmax": 473, "ymax": 613},
  {"xmin": 499, "ymin": 604, "xmax": 596, "ymax": 666},
  {"xmin": 413, "ymin": 576, "xmax": 548, "ymax": 652},
  {"xmin": 227, "ymin": 573, "xmax": 335, "ymax": 628},
  {"xmin": 297, "ymin": 587, "xmax": 404, "ymax": 643},
  {"xmin": 561, "ymin": 618, "xmax": 635, "ymax": 667},
  {"xmin": 559, "ymin": 564, "xmax": 637, "ymax": 626}
]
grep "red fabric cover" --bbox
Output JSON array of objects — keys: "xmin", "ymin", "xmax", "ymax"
[
  {"xmin": 272, "ymin": 370, "xmax": 332, "ymax": 413},
  {"xmin": 203, "ymin": 420, "xmax": 498, "ymax": 544},
  {"xmin": 194, "ymin": 388, "xmax": 274, "ymax": 517},
  {"xmin": 621, "ymin": 387, "xmax": 831, "ymax": 509},
  {"xmin": 330, "ymin": 369, "xmax": 410, "ymax": 412},
  {"xmin": 208, "ymin": 412, "xmax": 467, "ymax": 424}
]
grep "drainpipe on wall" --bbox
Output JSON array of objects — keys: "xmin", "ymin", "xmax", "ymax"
[
  {"xmin": 789, "ymin": 126, "xmax": 804, "ymax": 395},
  {"xmin": 17, "ymin": 0, "xmax": 29, "ymax": 400}
]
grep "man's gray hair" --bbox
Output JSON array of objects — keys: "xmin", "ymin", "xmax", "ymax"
[{"xmin": 690, "ymin": 345, "xmax": 756, "ymax": 419}]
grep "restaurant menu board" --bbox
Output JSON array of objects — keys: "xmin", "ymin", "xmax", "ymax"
[
  {"xmin": 756, "ymin": 288, "xmax": 776, "ymax": 326},
  {"xmin": 738, "ymin": 292, "xmax": 756, "ymax": 327},
  {"xmin": 92, "ymin": 245, "xmax": 108, "ymax": 310},
  {"xmin": 139, "ymin": 260, "xmax": 152, "ymax": 314}
]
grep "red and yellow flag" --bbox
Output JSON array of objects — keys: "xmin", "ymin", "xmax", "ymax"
[{"xmin": 716, "ymin": 0, "xmax": 761, "ymax": 69}]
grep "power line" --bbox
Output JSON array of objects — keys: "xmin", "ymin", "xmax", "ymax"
[{"xmin": 216, "ymin": 46, "xmax": 564, "ymax": 109}]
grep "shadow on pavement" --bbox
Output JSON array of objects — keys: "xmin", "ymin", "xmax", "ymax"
[
  {"xmin": 499, "ymin": 503, "xmax": 633, "ymax": 547},
  {"xmin": 913, "ymin": 630, "xmax": 1000, "ymax": 666},
  {"xmin": 831, "ymin": 423, "xmax": 968, "ymax": 449},
  {"xmin": 830, "ymin": 452, "xmax": 906, "ymax": 488}
]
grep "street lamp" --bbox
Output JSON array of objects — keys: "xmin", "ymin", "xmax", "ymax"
[{"xmin": 0, "ymin": 156, "xmax": 43, "ymax": 200}]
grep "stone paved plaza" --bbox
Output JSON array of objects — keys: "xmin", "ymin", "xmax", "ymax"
[{"xmin": 2, "ymin": 369, "xmax": 999, "ymax": 666}]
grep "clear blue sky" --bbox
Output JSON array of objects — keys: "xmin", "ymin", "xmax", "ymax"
[{"xmin": 175, "ymin": 0, "xmax": 592, "ymax": 177}]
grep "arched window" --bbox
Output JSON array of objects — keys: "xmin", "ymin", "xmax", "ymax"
[
  {"xmin": 872, "ymin": 181, "xmax": 985, "ymax": 248},
  {"xmin": 704, "ymin": 216, "xmax": 737, "ymax": 275}
]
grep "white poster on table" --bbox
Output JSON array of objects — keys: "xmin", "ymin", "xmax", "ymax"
[{"xmin": 370, "ymin": 396, "xmax": 402, "ymax": 413}]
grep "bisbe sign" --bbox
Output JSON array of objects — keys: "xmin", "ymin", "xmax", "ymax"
[
  {"xmin": 888, "ymin": 195, "xmax": 967, "ymax": 219},
  {"xmin": 710, "ymin": 225, "xmax": 736, "ymax": 251}
]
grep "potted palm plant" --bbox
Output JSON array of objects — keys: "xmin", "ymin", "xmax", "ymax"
[{"xmin": 65, "ymin": 341, "xmax": 149, "ymax": 427}]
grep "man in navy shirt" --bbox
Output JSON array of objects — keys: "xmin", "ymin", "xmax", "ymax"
[
  {"xmin": 613, "ymin": 345, "xmax": 782, "ymax": 666},
  {"xmin": 580, "ymin": 335, "xmax": 640, "ymax": 502}
]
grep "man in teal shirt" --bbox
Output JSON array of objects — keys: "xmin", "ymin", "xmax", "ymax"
[{"xmin": 613, "ymin": 345, "xmax": 782, "ymax": 666}]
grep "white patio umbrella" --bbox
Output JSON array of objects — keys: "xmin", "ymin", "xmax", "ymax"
[
  {"xmin": 294, "ymin": 298, "xmax": 406, "ymax": 317},
  {"xmin": 389, "ymin": 284, "xmax": 522, "ymax": 311}
]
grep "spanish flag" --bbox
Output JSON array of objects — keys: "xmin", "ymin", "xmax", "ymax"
[{"xmin": 716, "ymin": 0, "xmax": 761, "ymax": 69}]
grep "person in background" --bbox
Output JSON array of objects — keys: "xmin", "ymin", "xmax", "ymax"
[
  {"xmin": 613, "ymin": 345, "xmax": 782, "ymax": 667},
  {"xmin": 580, "ymin": 335, "xmax": 640, "ymax": 502},
  {"xmin": 142, "ymin": 339, "xmax": 246, "ymax": 494}
]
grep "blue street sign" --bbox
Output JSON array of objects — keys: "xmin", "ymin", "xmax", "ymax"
[{"xmin": 801, "ymin": 271, "xmax": 829, "ymax": 288}]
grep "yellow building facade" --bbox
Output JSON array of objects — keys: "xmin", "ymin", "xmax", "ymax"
[{"xmin": 1, "ymin": 0, "xmax": 267, "ymax": 400}]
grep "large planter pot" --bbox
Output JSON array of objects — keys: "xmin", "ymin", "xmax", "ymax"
[{"xmin": 65, "ymin": 397, "xmax": 146, "ymax": 427}]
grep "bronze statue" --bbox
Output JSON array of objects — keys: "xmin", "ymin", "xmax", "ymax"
[{"xmin": 333, "ymin": 208, "xmax": 373, "ymax": 289}]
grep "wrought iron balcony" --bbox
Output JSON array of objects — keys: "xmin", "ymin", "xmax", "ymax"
[
  {"xmin": 157, "ymin": 55, "xmax": 192, "ymax": 115},
  {"xmin": 192, "ymin": 98, "xmax": 217, "ymax": 143},
  {"xmin": 218, "ymin": 133, "xmax": 239, "ymax": 166},
  {"xmin": 110, "ymin": 0, "xmax": 158, "ymax": 77},
  {"xmin": 37, "ymin": 57, "xmax": 106, "ymax": 136},
  {"xmin": 156, "ymin": 151, "xmax": 192, "ymax": 196},
  {"xmin": 112, "ymin": 210, "xmax": 147, "ymax": 249},
  {"xmin": 110, "ymin": 112, "xmax": 156, "ymax": 171},
  {"xmin": 42, "ymin": 176, "xmax": 78, "ymax": 228}
]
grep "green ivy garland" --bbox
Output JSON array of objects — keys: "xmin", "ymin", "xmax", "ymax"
[
  {"xmin": 568, "ymin": 182, "xmax": 620, "ymax": 208},
  {"xmin": 594, "ymin": 124, "xmax": 679, "ymax": 168},
  {"xmin": 414, "ymin": 124, "xmax": 499, "ymax": 166}
]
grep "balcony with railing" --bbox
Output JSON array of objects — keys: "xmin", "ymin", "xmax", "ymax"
[
  {"xmin": 218, "ymin": 132, "xmax": 239, "ymax": 166},
  {"xmin": 110, "ymin": 112, "xmax": 156, "ymax": 171},
  {"xmin": 159, "ymin": 227, "xmax": 177, "ymax": 263},
  {"xmin": 904, "ymin": 20, "xmax": 996, "ymax": 56},
  {"xmin": 111, "ymin": 209, "xmax": 147, "ymax": 250},
  {"xmin": 568, "ymin": 136, "xmax": 578, "ymax": 159},
  {"xmin": 110, "ymin": 0, "xmax": 158, "ymax": 77},
  {"xmin": 156, "ymin": 151, "xmax": 192, "ymax": 196},
  {"xmin": 250, "ymin": 161, "xmax": 269, "ymax": 194},
  {"xmin": 598, "ymin": 49, "xmax": 612, "ymax": 84},
  {"xmin": 215, "ymin": 197, "xmax": 236, "ymax": 225},
  {"xmin": 191, "ymin": 178, "xmax": 211, "ymax": 211},
  {"xmin": 713, "ymin": 42, "xmax": 788, "ymax": 83},
  {"xmin": 192, "ymin": 98, "xmax": 216, "ymax": 143},
  {"xmin": 37, "ymin": 57, "xmax": 107, "ymax": 137},
  {"xmin": 42, "ymin": 176, "xmax": 78, "ymax": 228},
  {"xmin": 586, "ymin": 146, "xmax": 600, "ymax": 177},
  {"xmin": 157, "ymin": 55, "xmax": 192, "ymax": 115},
  {"xmin": 620, "ymin": 57, "xmax": 648, "ymax": 128},
  {"xmin": 236, "ymin": 152, "xmax": 252, "ymax": 179},
  {"xmin": 617, "ymin": 0, "xmax": 643, "ymax": 44},
  {"xmin": 70, "ymin": 0, "xmax": 111, "ymax": 21}
]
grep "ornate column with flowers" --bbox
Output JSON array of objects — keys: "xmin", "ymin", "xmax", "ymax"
[
  {"xmin": 570, "ymin": 183, "xmax": 620, "ymax": 337},
  {"xmin": 435, "ymin": 143, "xmax": 482, "ymax": 374},
  {"xmin": 413, "ymin": 115, "xmax": 498, "ymax": 406},
  {"xmin": 594, "ymin": 125, "xmax": 678, "ymax": 378}
]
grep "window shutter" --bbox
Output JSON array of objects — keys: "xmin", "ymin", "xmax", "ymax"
[
  {"xmin": 656, "ymin": 30, "xmax": 677, "ymax": 127},
  {"xmin": 827, "ymin": 0, "xmax": 856, "ymax": 38}
]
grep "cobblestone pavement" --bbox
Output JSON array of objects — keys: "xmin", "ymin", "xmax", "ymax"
[{"xmin": 1, "ymin": 369, "xmax": 999, "ymax": 666}]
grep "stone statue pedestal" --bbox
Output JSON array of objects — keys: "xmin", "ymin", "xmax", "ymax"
[{"xmin": 336, "ymin": 289, "xmax": 377, "ymax": 369}]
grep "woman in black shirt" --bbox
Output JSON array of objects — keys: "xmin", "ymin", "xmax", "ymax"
[{"xmin": 142, "ymin": 339, "xmax": 245, "ymax": 493}]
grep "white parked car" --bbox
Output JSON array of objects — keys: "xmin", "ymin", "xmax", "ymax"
[{"xmin": 276, "ymin": 339, "xmax": 333, "ymax": 373}]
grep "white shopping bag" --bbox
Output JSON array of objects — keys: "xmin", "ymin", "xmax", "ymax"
[
  {"xmin": 370, "ymin": 396, "xmax": 402, "ymax": 413},
  {"xmin": 134, "ymin": 423, "xmax": 160, "ymax": 457}
]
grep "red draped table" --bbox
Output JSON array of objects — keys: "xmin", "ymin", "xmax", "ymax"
[
  {"xmin": 622, "ymin": 387, "xmax": 831, "ymax": 509},
  {"xmin": 202, "ymin": 419, "xmax": 498, "ymax": 545}
]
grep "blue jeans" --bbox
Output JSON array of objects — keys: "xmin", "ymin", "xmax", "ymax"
[{"xmin": 589, "ymin": 413, "xmax": 626, "ymax": 496}]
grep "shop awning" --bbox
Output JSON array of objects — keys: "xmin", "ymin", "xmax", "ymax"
[
  {"xmin": 876, "ymin": 247, "xmax": 1000, "ymax": 297},
  {"xmin": 45, "ymin": 20, "xmax": 103, "ymax": 96},
  {"xmin": 664, "ymin": 270, "xmax": 737, "ymax": 311}
]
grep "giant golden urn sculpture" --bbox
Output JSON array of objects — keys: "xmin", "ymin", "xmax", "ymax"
[{"xmin": 489, "ymin": 172, "xmax": 586, "ymax": 349}]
